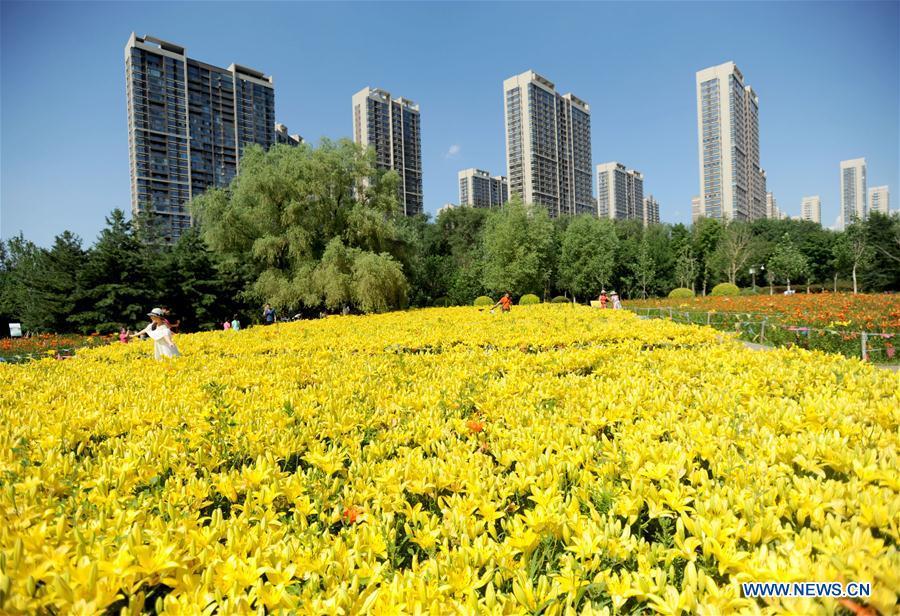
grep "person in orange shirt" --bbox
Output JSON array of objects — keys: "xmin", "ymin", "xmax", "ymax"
[{"xmin": 492, "ymin": 292, "xmax": 512, "ymax": 313}]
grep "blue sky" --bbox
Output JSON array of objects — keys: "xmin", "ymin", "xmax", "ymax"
[{"xmin": 1, "ymin": 1, "xmax": 898, "ymax": 247}]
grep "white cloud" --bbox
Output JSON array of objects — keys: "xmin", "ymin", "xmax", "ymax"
[{"xmin": 445, "ymin": 144, "xmax": 461, "ymax": 158}]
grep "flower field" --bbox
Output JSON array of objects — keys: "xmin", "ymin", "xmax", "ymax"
[
  {"xmin": 0, "ymin": 333, "xmax": 115, "ymax": 363},
  {"xmin": 628, "ymin": 294, "xmax": 900, "ymax": 363},
  {"xmin": 1, "ymin": 306, "xmax": 898, "ymax": 614}
]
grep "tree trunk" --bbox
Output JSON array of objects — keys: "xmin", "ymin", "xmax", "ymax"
[
  {"xmin": 786, "ymin": 278, "xmax": 791, "ymax": 292},
  {"xmin": 833, "ymin": 272, "xmax": 838, "ymax": 293},
  {"xmin": 852, "ymin": 264, "xmax": 858, "ymax": 294}
]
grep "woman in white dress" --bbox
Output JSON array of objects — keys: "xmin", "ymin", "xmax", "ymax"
[{"xmin": 131, "ymin": 308, "xmax": 181, "ymax": 359}]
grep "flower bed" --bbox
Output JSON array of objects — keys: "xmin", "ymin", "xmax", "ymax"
[{"xmin": 0, "ymin": 306, "xmax": 897, "ymax": 614}]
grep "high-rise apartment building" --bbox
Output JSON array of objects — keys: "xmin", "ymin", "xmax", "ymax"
[
  {"xmin": 840, "ymin": 158, "xmax": 867, "ymax": 226},
  {"xmin": 868, "ymin": 185, "xmax": 890, "ymax": 214},
  {"xmin": 766, "ymin": 192, "xmax": 778, "ymax": 219},
  {"xmin": 801, "ymin": 195, "xmax": 821, "ymax": 224},
  {"xmin": 125, "ymin": 33, "xmax": 275, "ymax": 240},
  {"xmin": 352, "ymin": 87, "xmax": 423, "ymax": 216},
  {"xmin": 691, "ymin": 196, "xmax": 702, "ymax": 223},
  {"xmin": 696, "ymin": 61, "xmax": 766, "ymax": 221},
  {"xmin": 275, "ymin": 123, "xmax": 303, "ymax": 147},
  {"xmin": 596, "ymin": 162, "xmax": 643, "ymax": 221},
  {"xmin": 503, "ymin": 70, "xmax": 593, "ymax": 217},
  {"xmin": 642, "ymin": 195, "xmax": 660, "ymax": 226},
  {"xmin": 458, "ymin": 168, "xmax": 509, "ymax": 208}
]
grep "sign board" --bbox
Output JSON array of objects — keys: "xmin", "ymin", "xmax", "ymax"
[{"xmin": 9, "ymin": 323, "xmax": 22, "ymax": 337}]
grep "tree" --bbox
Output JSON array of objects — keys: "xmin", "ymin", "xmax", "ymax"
[
  {"xmin": 69, "ymin": 210, "xmax": 156, "ymax": 333},
  {"xmin": 557, "ymin": 216, "xmax": 617, "ymax": 300},
  {"xmin": 833, "ymin": 223, "xmax": 874, "ymax": 294},
  {"xmin": 634, "ymin": 235, "xmax": 656, "ymax": 299},
  {"xmin": 674, "ymin": 245, "xmax": 698, "ymax": 292},
  {"xmin": 351, "ymin": 252, "xmax": 408, "ymax": 313},
  {"xmin": 0, "ymin": 234, "xmax": 44, "ymax": 332},
  {"xmin": 192, "ymin": 140, "xmax": 412, "ymax": 312},
  {"xmin": 860, "ymin": 212, "xmax": 900, "ymax": 290},
  {"xmin": 691, "ymin": 217, "xmax": 723, "ymax": 295},
  {"xmin": 481, "ymin": 199, "xmax": 556, "ymax": 297},
  {"xmin": 712, "ymin": 222, "xmax": 754, "ymax": 285},
  {"xmin": 768, "ymin": 233, "xmax": 809, "ymax": 292}
]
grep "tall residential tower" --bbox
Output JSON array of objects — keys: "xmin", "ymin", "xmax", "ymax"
[
  {"xmin": 868, "ymin": 185, "xmax": 890, "ymax": 214},
  {"xmin": 696, "ymin": 61, "xmax": 766, "ymax": 221},
  {"xmin": 801, "ymin": 196, "xmax": 821, "ymax": 224},
  {"xmin": 352, "ymin": 87, "xmax": 423, "ymax": 216},
  {"xmin": 125, "ymin": 34, "xmax": 275, "ymax": 240},
  {"xmin": 503, "ymin": 71, "xmax": 593, "ymax": 217},
  {"xmin": 596, "ymin": 162, "xmax": 644, "ymax": 221},
  {"xmin": 840, "ymin": 158, "xmax": 867, "ymax": 226},
  {"xmin": 458, "ymin": 169, "xmax": 508, "ymax": 208}
]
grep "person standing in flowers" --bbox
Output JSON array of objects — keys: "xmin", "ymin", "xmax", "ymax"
[
  {"xmin": 599, "ymin": 290, "xmax": 609, "ymax": 309},
  {"xmin": 610, "ymin": 291, "xmax": 622, "ymax": 310},
  {"xmin": 130, "ymin": 308, "xmax": 181, "ymax": 360},
  {"xmin": 263, "ymin": 303, "xmax": 277, "ymax": 325},
  {"xmin": 491, "ymin": 292, "xmax": 513, "ymax": 314},
  {"xmin": 230, "ymin": 315, "xmax": 241, "ymax": 331}
]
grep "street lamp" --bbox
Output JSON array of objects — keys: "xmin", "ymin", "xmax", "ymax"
[{"xmin": 749, "ymin": 265, "xmax": 765, "ymax": 292}]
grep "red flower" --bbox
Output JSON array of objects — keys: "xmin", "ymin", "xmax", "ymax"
[
  {"xmin": 467, "ymin": 420, "xmax": 485, "ymax": 433},
  {"xmin": 342, "ymin": 506, "xmax": 361, "ymax": 524}
]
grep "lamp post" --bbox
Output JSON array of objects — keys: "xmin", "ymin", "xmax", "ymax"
[{"xmin": 749, "ymin": 265, "xmax": 765, "ymax": 292}]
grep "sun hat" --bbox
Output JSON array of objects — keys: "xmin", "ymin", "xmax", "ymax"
[{"xmin": 147, "ymin": 308, "xmax": 166, "ymax": 318}]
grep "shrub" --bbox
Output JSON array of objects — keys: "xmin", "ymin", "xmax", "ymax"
[
  {"xmin": 473, "ymin": 296, "xmax": 494, "ymax": 307},
  {"xmin": 711, "ymin": 283, "xmax": 740, "ymax": 297},
  {"xmin": 551, "ymin": 296, "xmax": 570, "ymax": 304},
  {"xmin": 519, "ymin": 294, "xmax": 540, "ymax": 305},
  {"xmin": 740, "ymin": 287, "xmax": 760, "ymax": 296},
  {"xmin": 668, "ymin": 288, "xmax": 695, "ymax": 299},
  {"xmin": 432, "ymin": 296, "xmax": 452, "ymax": 307}
]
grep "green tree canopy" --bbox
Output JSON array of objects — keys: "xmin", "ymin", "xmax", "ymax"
[
  {"xmin": 557, "ymin": 215, "xmax": 617, "ymax": 300},
  {"xmin": 481, "ymin": 199, "xmax": 556, "ymax": 297}
]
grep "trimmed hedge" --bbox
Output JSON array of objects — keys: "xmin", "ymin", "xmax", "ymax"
[
  {"xmin": 711, "ymin": 283, "xmax": 740, "ymax": 297},
  {"xmin": 519, "ymin": 294, "xmax": 540, "ymax": 305},
  {"xmin": 668, "ymin": 287, "xmax": 695, "ymax": 299},
  {"xmin": 474, "ymin": 296, "xmax": 494, "ymax": 307},
  {"xmin": 740, "ymin": 288, "xmax": 760, "ymax": 296},
  {"xmin": 551, "ymin": 296, "xmax": 570, "ymax": 304}
]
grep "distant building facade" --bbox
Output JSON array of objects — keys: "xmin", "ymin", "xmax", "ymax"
[
  {"xmin": 868, "ymin": 185, "xmax": 890, "ymax": 214},
  {"xmin": 691, "ymin": 196, "xmax": 702, "ymax": 223},
  {"xmin": 642, "ymin": 195, "xmax": 660, "ymax": 226},
  {"xmin": 597, "ymin": 162, "xmax": 643, "ymax": 221},
  {"xmin": 696, "ymin": 61, "xmax": 766, "ymax": 221},
  {"xmin": 458, "ymin": 168, "xmax": 508, "ymax": 208},
  {"xmin": 352, "ymin": 87, "xmax": 423, "ymax": 216},
  {"xmin": 275, "ymin": 123, "xmax": 303, "ymax": 146},
  {"xmin": 503, "ymin": 70, "xmax": 593, "ymax": 217},
  {"xmin": 801, "ymin": 195, "xmax": 821, "ymax": 224},
  {"xmin": 125, "ymin": 33, "xmax": 275, "ymax": 240},
  {"xmin": 840, "ymin": 158, "xmax": 867, "ymax": 226}
]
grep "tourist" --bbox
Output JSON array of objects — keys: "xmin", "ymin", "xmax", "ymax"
[
  {"xmin": 231, "ymin": 315, "xmax": 241, "ymax": 331},
  {"xmin": 263, "ymin": 303, "xmax": 277, "ymax": 325},
  {"xmin": 223, "ymin": 320, "xmax": 231, "ymax": 330},
  {"xmin": 130, "ymin": 308, "xmax": 181, "ymax": 360},
  {"xmin": 610, "ymin": 291, "xmax": 622, "ymax": 310},
  {"xmin": 599, "ymin": 290, "xmax": 609, "ymax": 309},
  {"xmin": 492, "ymin": 292, "xmax": 512, "ymax": 314},
  {"xmin": 119, "ymin": 328, "xmax": 129, "ymax": 344}
]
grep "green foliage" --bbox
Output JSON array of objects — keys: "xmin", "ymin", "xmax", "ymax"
[
  {"xmin": 557, "ymin": 215, "xmax": 617, "ymax": 299},
  {"xmin": 192, "ymin": 140, "xmax": 412, "ymax": 313},
  {"xmin": 432, "ymin": 296, "xmax": 452, "ymax": 307},
  {"xmin": 740, "ymin": 287, "xmax": 760, "ymax": 296},
  {"xmin": 519, "ymin": 294, "xmax": 540, "ymax": 305},
  {"xmin": 473, "ymin": 296, "xmax": 493, "ymax": 307},
  {"xmin": 551, "ymin": 296, "xmax": 570, "ymax": 304},
  {"xmin": 668, "ymin": 287, "xmax": 695, "ymax": 299},
  {"xmin": 351, "ymin": 252, "xmax": 408, "ymax": 313},
  {"xmin": 710, "ymin": 282, "xmax": 740, "ymax": 296},
  {"xmin": 768, "ymin": 233, "xmax": 809, "ymax": 290},
  {"xmin": 481, "ymin": 199, "xmax": 555, "ymax": 297}
]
